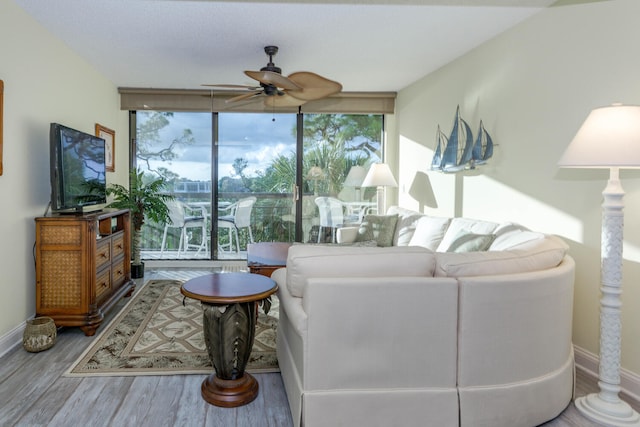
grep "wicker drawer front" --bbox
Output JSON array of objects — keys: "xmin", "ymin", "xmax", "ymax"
[
  {"xmin": 39, "ymin": 251, "xmax": 83, "ymax": 310},
  {"xmin": 112, "ymin": 257, "xmax": 127, "ymax": 288},
  {"xmin": 112, "ymin": 233, "xmax": 125, "ymax": 259},
  {"xmin": 96, "ymin": 239, "xmax": 111, "ymax": 270},
  {"xmin": 40, "ymin": 224, "xmax": 82, "ymax": 246},
  {"xmin": 95, "ymin": 268, "xmax": 112, "ymax": 302}
]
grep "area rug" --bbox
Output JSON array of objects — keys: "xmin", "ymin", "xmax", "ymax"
[{"xmin": 64, "ymin": 279, "xmax": 279, "ymax": 377}]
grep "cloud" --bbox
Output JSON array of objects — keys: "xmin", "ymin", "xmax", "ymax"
[{"xmin": 142, "ymin": 112, "xmax": 297, "ymax": 181}]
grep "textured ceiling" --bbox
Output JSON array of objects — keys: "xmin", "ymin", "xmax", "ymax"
[{"xmin": 13, "ymin": 0, "xmax": 574, "ymax": 93}]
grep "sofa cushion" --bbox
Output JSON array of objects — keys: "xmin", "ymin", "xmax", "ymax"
[
  {"xmin": 408, "ymin": 215, "xmax": 451, "ymax": 251},
  {"xmin": 336, "ymin": 226, "xmax": 358, "ymax": 244},
  {"xmin": 286, "ymin": 245, "xmax": 436, "ymax": 298},
  {"xmin": 387, "ymin": 206, "xmax": 425, "ymax": 246},
  {"xmin": 434, "ymin": 235, "xmax": 568, "ymax": 277},
  {"xmin": 436, "ymin": 218, "xmax": 499, "ymax": 252},
  {"xmin": 446, "ymin": 230, "xmax": 496, "ymax": 253},
  {"xmin": 356, "ymin": 214, "xmax": 398, "ymax": 247}
]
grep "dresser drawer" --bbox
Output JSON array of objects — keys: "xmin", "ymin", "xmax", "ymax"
[
  {"xmin": 95, "ymin": 268, "xmax": 112, "ymax": 302},
  {"xmin": 112, "ymin": 233, "xmax": 125, "ymax": 259},
  {"xmin": 96, "ymin": 238, "xmax": 111, "ymax": 270},
  {"xmin": 112, "ymin": 257, "xmax": 127, "ymax": 289}
]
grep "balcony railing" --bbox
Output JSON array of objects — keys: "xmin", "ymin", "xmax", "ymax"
[{"xmin": 140, "ymin": 192, "xmax": 301, "ymax": 260}]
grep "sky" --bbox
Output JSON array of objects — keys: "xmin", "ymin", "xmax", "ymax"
[{"xmin": 141, "ymin": 112, "xmax": 298, "ymax": 182}]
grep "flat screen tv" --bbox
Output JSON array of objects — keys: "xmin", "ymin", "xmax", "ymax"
[{"xmin": 50, "ymin": 123, "xmax": 107, "ymax": 213}]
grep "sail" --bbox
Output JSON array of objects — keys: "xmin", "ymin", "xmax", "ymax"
[
  {"xmin": 440, "ymin": 105, "xmax": 474, "ymax": 172},
  {"xmin": 471, "ymin": 120, "xmax": 493, "ymax": 167},
  {"xmin": 430, "ymin": 125, "xmax": 448, "ymax": 171}
]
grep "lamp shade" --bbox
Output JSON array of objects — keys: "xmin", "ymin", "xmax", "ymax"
[
  {"xmin": 362, "ymin": 163, "xmax": 398, "ymax": 187},
  {"xmin": 344, "ymin": 165, "xmax": 367, "ymax": 186},
  {"xmin": 558, "ymin": 104, "xmax": 640, "ymax": 169}
]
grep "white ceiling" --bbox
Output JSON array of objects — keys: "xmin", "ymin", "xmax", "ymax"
[{"xmin": 13, "ymin": 0, "xmax": 571, "ymax": 93}]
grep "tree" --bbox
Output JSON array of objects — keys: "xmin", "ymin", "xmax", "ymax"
[
  {"xmin": 136, "ymin": 111, "xmax": 196, "ymax": 178},
  {"xmin": 232, "ymin": 158, "xmax": 248, "ymax": 177},
  {"xmin": 257, "ymin": 153, "xmax": 297, "ymax": 193},
  {"xmin": 303, "ymin": 114, "xmax": 382, "ymax": 160},
  {"xmin": 257, "ymin": 114, "xmax": 383, "ymax": 197},
  {"xmin": 232, "ymin": 157, "xmax": 250, "ymax": 189}
]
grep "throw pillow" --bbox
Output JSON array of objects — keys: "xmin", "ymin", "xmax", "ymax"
[
  {"xmin": 355, "ymin": 214, "xmax": 399, "ymax": 247},
  {"xmin": 489, "ymin": 229, "xmax": 544, "ymax": 251},
  {"xmin": 446, "ymin": 230, "xmax": 496, "ymax": 253},
  {"xmin": 408, "ymin": 216, "xmax": 451, "ymax": 251},
  {"xmin": 387, "ymin": 206, "xmax": 425, "ymax": 246},
  {"xmin": 435, "ymin": 218, "xmax": 499, "ymax": 252}
]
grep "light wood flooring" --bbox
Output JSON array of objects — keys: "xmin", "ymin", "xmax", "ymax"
[{"xmin": 1, "ymin": 267, "xmax": 639, "ymax": 426}]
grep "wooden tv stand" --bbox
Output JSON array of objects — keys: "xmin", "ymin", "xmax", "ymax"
[{"xmin": 35, "ymin": 208, "xmax": 135, "ymax": 336}]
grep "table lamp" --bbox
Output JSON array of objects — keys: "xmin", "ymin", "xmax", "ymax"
[
  {"xmin": 558, "ymin": 104, "xmax": 640, "ymax": 427},
  {"xmin": 344, "ymin": 165, "xmax": 367, "ymax": 201},
  {"xmin": 362, "ymin": 163, "xmax": 397, "ymax": 215}
]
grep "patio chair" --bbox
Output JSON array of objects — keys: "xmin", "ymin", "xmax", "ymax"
[
  {"xmin": 160, "ymin": 200, "xmax": 208, "ymax": 258},
  {"xmin": 218, "ymin": 196, "xmax": 256, "ymax": 253}
]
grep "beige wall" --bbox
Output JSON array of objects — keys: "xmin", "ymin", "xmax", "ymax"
[
  {"xmin": 395, "ymin": 0, "xmax": 640, "ymax": 379},
  {"xmin": 0, "ymin": 2, "xmax": 129, "ymax": 340}
]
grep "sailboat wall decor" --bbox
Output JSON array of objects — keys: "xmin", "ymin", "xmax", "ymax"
[
  {"xmin": 470, "ymin": 120, "xmax": 494, "ymax": 168},
  {"xmin": 430, "ymin": 106, "xmax": 494, "ymax": 173},
  {"xmin": 430, "ymin": 125, "xmax": 448, "ymax": 171}
]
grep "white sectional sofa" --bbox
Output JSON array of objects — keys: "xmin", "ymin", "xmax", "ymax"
[{"xmin": 271, "ymin": 206, "xmax": 575, "ymax": 427}]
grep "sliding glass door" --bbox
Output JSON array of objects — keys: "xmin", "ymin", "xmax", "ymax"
[
  {"xmin": 216, "ymin": 113, "xmax": 297, "ymax": 259},
  {"xmin": 134, "ymin": 111, "xmax": 212, "ymax": 260},
  {"xmin": 132, "ymin": 111, "xmax": 383, "ymax": 260},
  {"xmin": 302, "ymin": 114, "xmax": 383, "ymax": 242}
]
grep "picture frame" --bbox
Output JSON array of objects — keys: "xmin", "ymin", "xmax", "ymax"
[{"xmin": 95, "ymin": 123, "xmax": 115, "ymax": 172}]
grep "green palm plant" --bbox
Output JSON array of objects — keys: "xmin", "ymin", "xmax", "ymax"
[{"xmin": 106, "ymin": 169, "xmax": 174, "ymax": 276}]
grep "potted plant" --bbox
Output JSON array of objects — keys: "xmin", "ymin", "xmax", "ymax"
[{"xmin": 106, "ymin": 169, "xmax": 174, "ymax": 278}]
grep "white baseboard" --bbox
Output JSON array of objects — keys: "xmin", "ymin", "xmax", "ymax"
[
  {"xmin": 0, "ymin": 321, "xmax": 25, "ymax": 359},
  {"xmin": 574, "ymin": 344, "xmax": 640, "ymax": 404}
]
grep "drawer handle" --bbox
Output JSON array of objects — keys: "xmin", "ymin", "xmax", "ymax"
[
  {"xmin": 99, "ymin": 281, "xmax": 107, "ymax": 288},
  {"xmin": 100, "ymin": 252, "xmax": 108, "ymax": 258},
  {"xmin": 116, "ymin": 244, "xmax": 123, "ymax": 250}
]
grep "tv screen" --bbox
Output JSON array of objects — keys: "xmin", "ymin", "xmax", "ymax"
[{"xmin": 50, "ymin": 123, "xmax": 107, "ymax": 213}]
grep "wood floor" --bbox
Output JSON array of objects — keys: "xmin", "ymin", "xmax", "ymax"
[{"xmin": 2, "ymin": 266, "xmax": 639, "ymax": 426}]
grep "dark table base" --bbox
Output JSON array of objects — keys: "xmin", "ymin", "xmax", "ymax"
[
  {"xmin": 201, "ymin": 301, "xmax": 258, "ymax": 407},
  {"xmin": 201, "ymin": 371, "xmax": 259, "ymax": 408},
  {"xmin": 180, "ymin": 273, "xmax": 277, "ymax": 408}
]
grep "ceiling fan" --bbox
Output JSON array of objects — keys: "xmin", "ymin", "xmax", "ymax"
[{"xmin": 203, "ymin": 46, "xmax": 342, "ymax": 107}]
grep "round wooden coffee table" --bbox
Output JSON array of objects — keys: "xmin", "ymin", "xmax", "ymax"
[{"xmin": 180, "ymin": 272, "xmax": 278, "ymax": 407}]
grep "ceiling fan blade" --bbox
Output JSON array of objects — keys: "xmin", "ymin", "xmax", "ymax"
[
  {"xmin": 226, "ymin": 92, "xmax": 262, "ymax": 103},
  {"xmin": 202, "ymin": 83, "xmax": 260, "ymax": 90},
  {"xmin": 245, "ymin": 70, "xmax": 301, "ymax": 91},
  {"xmin": 264, "ymin": 94, "xmax": 307, "ymax": 108},
  {"xmin": 285, "ymin": 72, "xmax": 342, "ymax": 101}
]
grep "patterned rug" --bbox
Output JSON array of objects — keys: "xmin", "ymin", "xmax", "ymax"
[{"xmin": 64, "ymin": 279, "xmax": 279, "ymax": 376}]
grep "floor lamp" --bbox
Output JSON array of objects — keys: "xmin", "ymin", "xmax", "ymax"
[
  {"xmin": 344, "ymin": 165, "xmax": 367, "ymax": 201},
  {"xmin": 362, "ymin": 163, "xmax": 397, "ymax": 215},
  {"xmin": 559, "ymin": 104, "xmax": 640, "ymax": 427}
]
